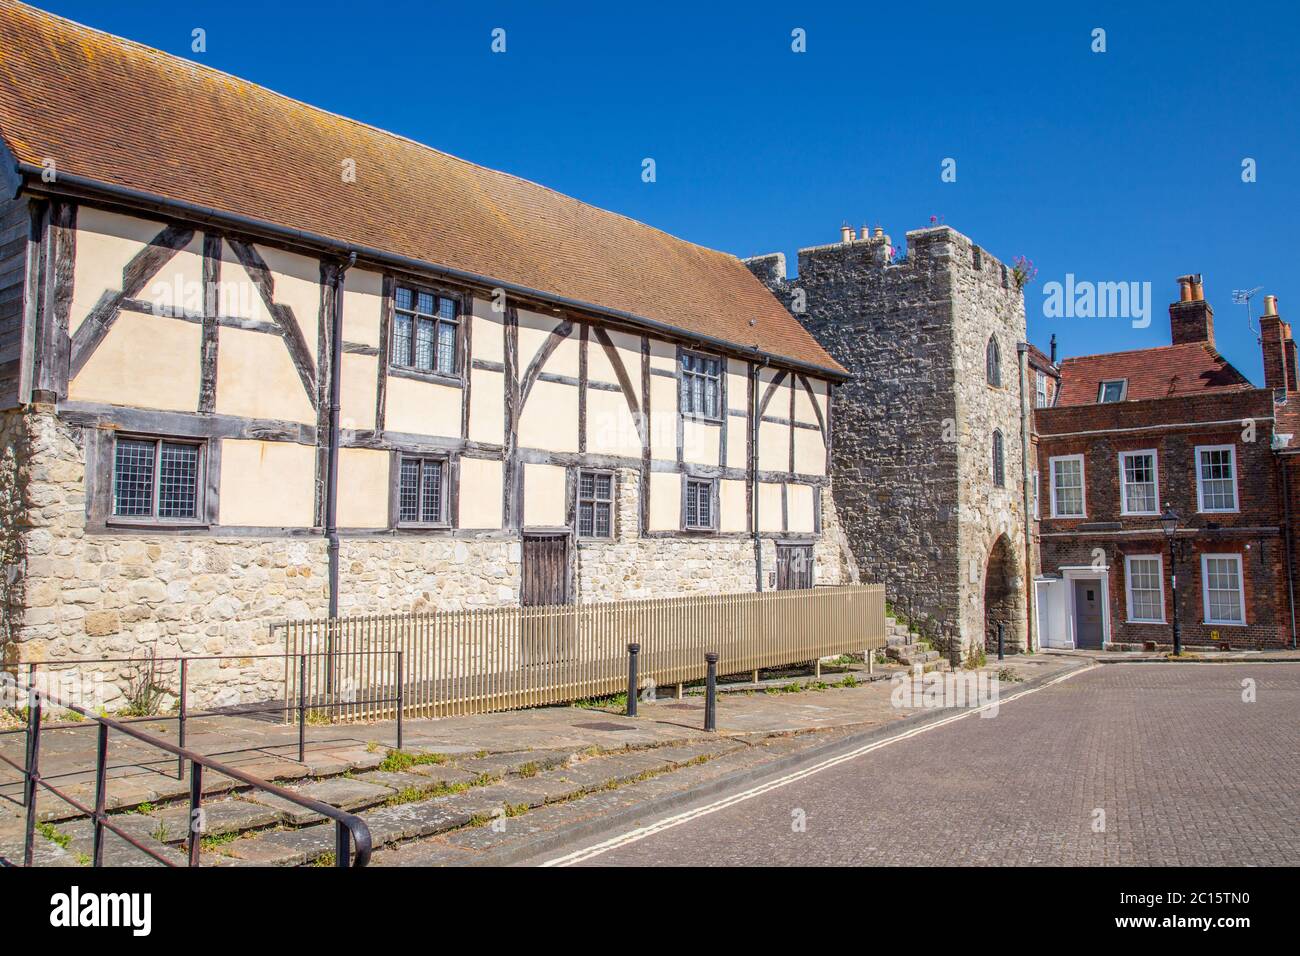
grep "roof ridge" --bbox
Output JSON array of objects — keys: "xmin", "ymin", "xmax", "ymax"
[
  {"xmin": 7, "ymin": 1, "xmax": 732, "ymax": 262},
  {"xmin": 1059, "ymin": 340, "xmax": 1223, "ymax": 364}
]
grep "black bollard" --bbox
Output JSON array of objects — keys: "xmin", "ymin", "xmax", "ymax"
[
  {"xmin": 704, "ymin": 652, "xmax": 719, "ymax": 732},
  {"xmin": 997, "ymin": 622, "xmax": 1005, "ymax": 661},
  {"xmin": 626, "ymin": 643, "xmax": 640, "ymax": 717}
]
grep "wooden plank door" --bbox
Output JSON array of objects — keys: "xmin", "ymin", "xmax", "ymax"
[
  {"xmin": 776, "ymin": 544, "xmax": 814, "ymax": 590},
  {"xmin": 521, "ymin": 534, "xmax": 572, "ymax": 666}
]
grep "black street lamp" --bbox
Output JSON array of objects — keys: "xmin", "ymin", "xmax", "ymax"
[{"xmin": 1160, "ymin": 506, "xmax": 1182, "ymax": 656}]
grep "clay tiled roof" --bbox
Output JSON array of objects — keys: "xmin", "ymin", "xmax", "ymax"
[
  {"xmin": 0, "ymin": 2, "xmax": 844, "ymax": 376},
  {"xmin": 1054, "ymin": 341, "xmax": 1254, "ymax": 407}
]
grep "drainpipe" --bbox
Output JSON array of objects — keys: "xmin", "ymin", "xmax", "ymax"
[
  {"xmin": 326, "ymin": 251, "xmax": 357, "ymax": 625},
  {"xmin": 752, "ymin": 357, "xmax": 768, "ymax": 591},
  {"xmin": 1281, "ymin": 455, "xmax": 1298, "ymax": 648},
  {"xmin": 1017, "ymin": 343, "xmax": 1036, "ymax": 652}
]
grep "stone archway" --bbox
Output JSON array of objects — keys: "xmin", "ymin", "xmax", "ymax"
[{"xmin": 983, "ymin": 533, "xmax": 1024, "ymax": 654}]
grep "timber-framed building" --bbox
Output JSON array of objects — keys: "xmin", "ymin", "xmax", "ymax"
[{"xmin": 0, "ymin": 3, "xmax": 851, "ymax": 699}]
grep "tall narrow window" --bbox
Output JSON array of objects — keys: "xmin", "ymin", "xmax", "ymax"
[
  {"xmin": 1124, "ymin": 555, "xmax": 1165, "ymax": 623},
  {"xmin": 398, "ymin": 456, "xmax": 447, "ymax": 526},
  {"xmin": 577, "ymin": 471, "xmax": 613, "ymax": 539},
  {"xmin": 1050, "ymin": 455, "xmax": 1085, "ymax": 518},
  {"xmin": 1119, "ymin": 450, "xmax": 1159, "ymax": 515},
  {"xmin": 991, "ymin": 430, "xmax": 1005, "ymax": 487},
  {"xmin": 986, "ymin": 337, "xmax": 1001, "ymax": 387},
  {"xmin": 680, "ymin": 351, "xmax": 722, "ymax": 420},
  {"xmin": 1201, "ymin": 554, "xmax": 1245, "ymax": 625},
  {"xmin": 112, "ymin": 437, "xmax": 204, "ymax": 523},
  {"xmin": 1035, "ymin": 371, "xmax": 1049, "ymax": 408},
  {"xmin": 1196, "ymin": 445, "xmax": 1238, "ymax": 512},
  {"xmin": 391, "ymin": 285, "xmax": 459, "ymax": 376},
  {"xmin": 684, "ymin": 478, "xmax": 716, "ymax": 531}
]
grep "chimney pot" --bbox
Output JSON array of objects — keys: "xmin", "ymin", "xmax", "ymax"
[
  {"xmin": 840, "ymin": 223, "xmax": 853, "ymax": 244},
  {"xmin": 1264, "ymin": 294, "xmax": 1279, "ymax": 317}
]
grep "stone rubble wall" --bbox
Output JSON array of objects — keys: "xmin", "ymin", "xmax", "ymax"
[{"xmin": 2, "ymin": 409, "xmax": 851, "ymax": 710}]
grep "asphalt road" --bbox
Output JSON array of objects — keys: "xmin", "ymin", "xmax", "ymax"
[{"xmin": 548, "ymin": 663, "xmax": 1300, "ymax": 866}]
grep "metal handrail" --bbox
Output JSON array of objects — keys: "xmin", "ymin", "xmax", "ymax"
[{"xmin": 2, "ymin": 680, "xmax": 372, "ymax": 868}]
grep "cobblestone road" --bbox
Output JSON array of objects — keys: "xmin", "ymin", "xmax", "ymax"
[{"xmin": 564, "ymin": 664, "xmax": 1300, "ymax": 866}]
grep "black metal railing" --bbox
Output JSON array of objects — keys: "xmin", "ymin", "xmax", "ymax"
[
  {"xmin": 2, "ymin": 650, "xmax": 405, "ymax": 784},
  {"xmin": 0, "ymin": 675, "xmax": 375, "ymax": 868}
]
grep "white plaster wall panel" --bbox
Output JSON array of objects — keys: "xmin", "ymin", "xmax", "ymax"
[
  {"xmin": 587, "ymin": 387, "xmax": 641, "ymax": 459},
  {"xmin": 214, "ymin": 327, "xmax": 317, "ymax": 425},
  {"xmin": 255, "ymin": 244, "xmax": 322, "ymax": 363},
  {"xmin": 341, "ymin": 267, "xmax": 383, "ymax": 347},
  {"xmin": 787, "ymin": 483, "xmax": 815, "ymax": 533},
  {"xmin": 726, "ymin": 415, "xmax": 748, "ymax": 470},
  {"xmin": 337, "ymin": 447, "xmax": 389, "ymax": 528},
  {"xmin": 726, "ymin": 359, "xmax": 749, "ymax": 413},
  {"xmin": 545, "ymin": 328, "xmax": 580, "ymax": 379},
  {"xmin": 339, "ymin": 353, "xmax": 377, "ymax": 431},
  {"xmin": 517, "ymin": 308, "xmax": 569, "ymax": 373},
  {"xmin": 384, "ymin": 375, "xmax": 461, "ymax": 437},
  {"xmin": 518, "ymin": 380, "xmax": 578, "ymax": 452},
  {"xmin": 758, "ymin": 418, "xmax": 789, "ymax": 473},
  {"xmin": 468, "ymin": 368, "xmax": 504, "ymax": 445},
  {"xmin": 523, "ymin": 462, "xmax": 566, "ymax": 527},
  {"xmin": 648, "ymin": 471, "xmax": 681, "ymax": 531},
  {"xmin": 793, "ymin": 379, "xmax": 819, "ymax": 424},
  {"xmin": 649, "ymin": 376, "xmax": 677, "ymax": 460},
  {"xmin": 682, "ymin": 419, "xmax": 720, "ymax": 466},
  {"xmin": 218, "ymin": 243, "xmax": 272, "ymax": 325},
  {"xmin": 70, "ymin": 208, "xmax": 203, "ymax": 335},
  {"xmin": 794, "ymin": 427, "xmax": 827, "ymax": 476},
  {"xmin": 648, "ymin": 337, "xmax": 676, "ymax": 372},
  {"xmin": 218, "ymin": 439, "xmax": 315, "ymax": 527},
  {"xmin": 720, "ymin": 478, "xmax": 748, "ymax": 533},
  {"xmin": 459, "ymin": 457, "xmax": 503, "ymax": 529},
  {"xmin": 758, "ymin": 481, "xmax": 783, "ymax": 532},
  {"xmin": 471, "ymin": 298, "xmax": 504, "ymax": 365},
  {"xmin": 68, "ymin": 312, "xmax": 201, "ymax": 411}
]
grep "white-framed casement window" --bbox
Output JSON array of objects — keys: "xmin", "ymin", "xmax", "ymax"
[
  {"xmin": 1097, "ymin": 379, "xmax": 1127, "ymax": 403},
  {"xmin": 576, "ymin": 470, "xmax": 614, "ymax": 540},
  {"xmin": 683, "ymin": 477, "xmax": 717, "ymax": 531},
  {"xmin": 1035, "ymin": 372, "xmax": 1049, "ymax": 408},
  {"xmin": 1049, "ymin": 454, "xmax": 1086, "ymax": 518},
  {"xmin": 1195, "ymin": 445, "xmax": 1239, "ymax": 513},
  {"xmin": 1201, "ymin": 553, "xmax": 1246, "ymax": 625},
  {"xmin": 1124, "ymin": 554, "xmax": 1166, "ymax": 623},
  {"xmin": 1119, "ymin": 449, "xmax": 1160, "ymax": 515},
  {"xmin": 111, "ymin": 435, "xmax": 206, "ymax": 525},
  {"xmin": 397, "ymin": 455, "xmax": 448, "ymax": 527}
]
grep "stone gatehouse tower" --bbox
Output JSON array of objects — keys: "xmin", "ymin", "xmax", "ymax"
[{"xmin": 745, "ymin": 225, "xmax": 1033, "ymax": 657}]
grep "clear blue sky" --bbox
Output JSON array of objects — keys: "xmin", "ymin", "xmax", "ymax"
[{"xmin": 36, "ymin": 0, "xmax": 1300, "ymax": 382}]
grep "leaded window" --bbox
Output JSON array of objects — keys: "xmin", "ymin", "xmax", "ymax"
[
  {"xmin": 681, "ymin": 351, "xmax": 722, "ymax": 420},
  {"xmin": 112, "ymin": 437, "xmax": 203, "ymax": 522},
  {"xmin": 391, "ymin": 285, "xmax": 459, "ymax": 376},
  {"xmin": 398, "ymin": 456, "xmax": 447, "ymax": 525},
  {"xmin": 577, "ymin": 471, "xmax": 613, "ymax": 539},
  {"xmin": 986, "ymin": 337, "xmax": 1001, "ymax": 387},
  {"xmin": 992, "ymin": 430, "xmax": 1005, "ymax": 488},
  {"xmin": 684, "ymin": 478, "xmax": 716, "ymax": 530}
]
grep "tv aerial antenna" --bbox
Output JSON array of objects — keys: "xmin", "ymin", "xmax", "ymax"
[{"xmin": 1232, "ymin": 286, "xmax": 1263, "ymax": 343}]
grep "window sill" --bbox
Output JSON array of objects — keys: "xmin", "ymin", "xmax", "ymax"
[
  {"xmin": 105, "ymin": 518, "xmax": 209, "ymax": 531},
  {"xmin": 1125, "ymin": 618, "xmax": 1167, "ymax": 625},
  {"xmin": 1202, "ymin": 619, "xmax": 1247, "ymax": 628},
  {"xmin": 681, "ymin": 414, "xmax": 724, "ymax": 426},
  {"xmin": 389, "ymin": 365, "xmax": 464, "ymax": 388},
  {"xmin": 395, "ymin": 522, "xmax": 452, "ymax": 531}
]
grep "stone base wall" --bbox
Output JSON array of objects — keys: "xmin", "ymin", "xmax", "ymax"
[{"xmin": 2, "ymin": 410, "xmax": 854, "ymax": 710}]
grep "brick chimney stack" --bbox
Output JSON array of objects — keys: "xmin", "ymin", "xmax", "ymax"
[
  {"xmin": 1260, "ymin": 294, "xmax": 1295, "ymax": 393},
  {"xmin": 1169, "ymin": 273, "xmax": 1215, "ymax": 346}
]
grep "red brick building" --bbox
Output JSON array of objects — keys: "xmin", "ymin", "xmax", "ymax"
[{"xmin": 1034, "ymin": 276, "xmax": 1296, "ymax": 651}]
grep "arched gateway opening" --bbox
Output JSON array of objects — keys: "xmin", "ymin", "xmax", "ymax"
[{"xmin": 983, "ymin": 534, "xmax": 1024, "ymax": 654}]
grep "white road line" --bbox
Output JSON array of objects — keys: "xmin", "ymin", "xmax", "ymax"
[{"xmin": 541, "ymin": 663, "xmax": 1099, "ymax": 866}]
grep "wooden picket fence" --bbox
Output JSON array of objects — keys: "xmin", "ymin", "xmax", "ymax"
[{"xmin": 276, "ymin": 584, "xmax": 885, "ymax": 721}]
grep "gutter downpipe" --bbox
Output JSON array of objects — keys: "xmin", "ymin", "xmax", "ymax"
[
  {"xmin": 14, "ymin": 166, "xmax": 848, "ymax": 384},
  {"xmin": 752, "ymin": 357, "xmax": 769, "ymax": 592},
  {"xmin": 326, "ymin": 251, "xmax": 357, "ymax": 690},
  {"xmin": 1017, "ymin": 343, "xmax": 1036, "ymax": 653},
  {"xmin": 1282, "ymin": 454, "xmax": 1298, "ymax": 648}
]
